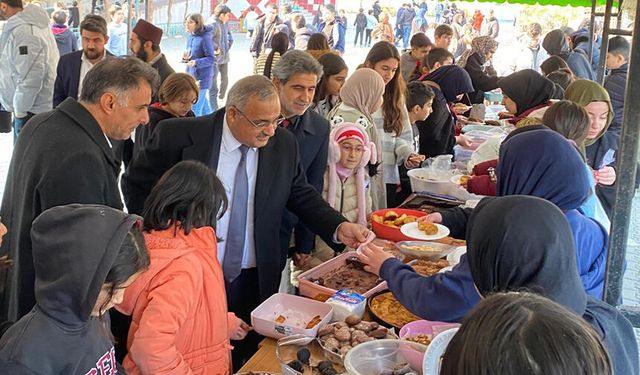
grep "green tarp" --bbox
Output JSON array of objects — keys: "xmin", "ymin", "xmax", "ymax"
[{"xmin": 472, "ymin": 0, "xmax": 606, "ymax": 7}]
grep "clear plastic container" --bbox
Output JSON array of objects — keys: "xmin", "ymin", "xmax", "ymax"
[
  {"xmin": 396, "ymin": 241, "xmax": 456, "ymax": 261},
  {"xmin": 344, "ymin": 339, "xmax": 428, "ymax": 375}
]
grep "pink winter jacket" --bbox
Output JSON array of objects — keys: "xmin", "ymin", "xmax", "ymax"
[{"xmin": 117, "ymin": 226, "xmax": 238, "ymax": 375}]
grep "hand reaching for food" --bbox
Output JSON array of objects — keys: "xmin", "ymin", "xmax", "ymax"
[
  {"xmin": 418, "ymin": 212, "xmax": 443, "ymax": 224},
  {"xmin": 355, "ymin": 243, "xmax": 394, "ymax": 276},
  {"xmin": 292, "ymin": 252, "xmax": 311, "ymax": 268},
  {"xmin": 337, "ymin": 222, "xmax": 371, "ymax": 248},
  {"xmin": 404, "ymin": 153, "xmax": 426, "ymax": 169},
  {"xmin": 455, "ymin": 134, "xmax": 473, "ymax": 148}
]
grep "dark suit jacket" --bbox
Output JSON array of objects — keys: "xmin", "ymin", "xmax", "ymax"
[
  {"xmin": 151, "ymin": 54, "xmax": 175, "ymax": 85},
  {"xmin": 52, "ymin": 50, "xmax": 114, "ymax": 107},
  {"xmin": 280, "ymin": 110, "xmax": 329, "ymax": 256},
  {"xmin": 0, "ymin": 98, "xmax": 123, "ymax": 321},
  {"xmin": 122, "ymin": 108, "xmax": 346, "ymax": 301}
]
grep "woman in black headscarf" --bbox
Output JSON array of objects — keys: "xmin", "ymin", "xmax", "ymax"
[
  {"xmin": 416, "ymin": 65, "xmax": 474, "ymax": 158},
  {"xmin": 465, "ymin": 196, "xmax": 638, "ymax": 375},
  {"xmin": 497, "ymin": 69, "xmax": 557, "ymax": 125},
  {"xmin": 456, "ymin": 36, "xmax": 500, "ymax": 104}
]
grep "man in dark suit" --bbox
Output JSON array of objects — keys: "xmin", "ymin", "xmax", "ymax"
[
  {"xmin": 0, "ymin": 57, "xmax": 159, "ymax": 323},
  {"xmin": 122, "ymin": 75, "xmax": 370, "ymax": 370},
  {"xmin": 271, "ymin": 50, "xmax": 330, "ymax": 282},
  {"xmin": 53, "ymin": 14, "xmax": 112, "ymax": 107},
  {"xmin": 129, "ymin": 19, "xmax": 175, "ymax": 85}
]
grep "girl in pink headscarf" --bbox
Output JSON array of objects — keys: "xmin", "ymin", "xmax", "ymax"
[{"xmin": 290, "ymin": 122, "xmax": 377, "ymax": 278}]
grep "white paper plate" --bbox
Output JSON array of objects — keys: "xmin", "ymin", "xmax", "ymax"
[
  {"xmin": 422, "ymin": 328, "xmax": 459, "ymax": 375},
  {"xmin": 400, "ymin": 222, "xmax": 450, "ymax": 241}
]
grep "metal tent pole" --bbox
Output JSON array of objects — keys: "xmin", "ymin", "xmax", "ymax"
[
  {"xmin": 603, "ymin": 0, "xmax": 640, "ymax": 323},
  {"xmin": 616, "ymin": 0, "xmax": 623, "ymax": 29},
  {"xmin": 596, "ymin": 0, "xmax": 614, "ymax": 83},
  {"xmin": 588, "ymin": 0, "xmax": 597, "ymax": 62}
]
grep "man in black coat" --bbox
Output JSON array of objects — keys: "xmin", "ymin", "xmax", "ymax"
[
  {"xmin": 53, "ymin": 14, "xmax": 112, "ymax": 107},
  {"xmin": 249, "ymin": 3, "xmax": 288, "ymax": 58},
  {"xmin": 0, "ymin": 57, "xmax": 159, "ymax": 323},
  {"xmin": 122, "ymin": 75, "xmax": 370, "ymax": 369},
  {"xmin": 129, "ymin": 19, "xmax": 175, "ymax": 86},
  {"xmin": 271, "ymin": 50, "xmax": 330, "ymax": 280}
]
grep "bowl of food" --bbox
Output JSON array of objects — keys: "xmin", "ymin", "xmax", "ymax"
[
  {"xmin": 250, "ymin": 293, "xmax": 333, "ymax": 339},
  {"xmin": 399, "ymin": 320, "xmax": 461, "ymax": 372},
  {"xmin": 396, "ymin": 241, "xmax": 456, "ymax": 261},
  {"xmin": 367, "ymin": 291, "xmax": 421, "ymax": 330},
  {"xmin": 408, "ymin": 258, "xmax": 451, "ymax": 277},
  {"xmin": 344, "ymin": 339, "xmax": 429, "ymax": 375},
  {"xmin": 316, "ymin": 315, "xmax": 398, "ymax": 366},
  {"xmin": 371, "ymin": 209, "xmax": 426, "ymax": 242}
]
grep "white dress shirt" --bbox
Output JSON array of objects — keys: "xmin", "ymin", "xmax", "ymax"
[
  {"xmin": 78, "ymin": 50, "xmax": 108, "ymax": 98},
  {"xmin": 216, "ymin": 117, "xmax": 259, "ymax": 269}
]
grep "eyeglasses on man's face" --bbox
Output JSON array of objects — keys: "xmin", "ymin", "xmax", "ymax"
[{"xmin": 233, "ymin": 106, "xmax": 285, "ymax": 128}]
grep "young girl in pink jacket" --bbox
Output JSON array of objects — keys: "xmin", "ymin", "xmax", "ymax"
[{"xmin": 118, "ymin": 160, "xmax": 252, "ymax": 374}]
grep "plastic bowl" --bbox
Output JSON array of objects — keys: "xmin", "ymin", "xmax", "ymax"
[
  {"xmin": 399, "ymin": 320, "xmax": 461, "ymax": 372},
  {"xmin": 344, "ymin": 339, "xmax": 428, "ymax": 375},
  {"xmin": 396, "ymin": 241, "xmax": 456, "ymax": 261},
  {"xmin": 371, "ymin": 208, "xmax": 426, "ymax": 242}
]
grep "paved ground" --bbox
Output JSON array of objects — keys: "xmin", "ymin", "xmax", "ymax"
[{"xmin": 1, "ymin": 24, "xmax": 639, "ymax": 341}]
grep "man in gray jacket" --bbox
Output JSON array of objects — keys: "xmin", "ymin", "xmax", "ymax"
[
  {"xmin": 209, "ymin": 4, "xmax": 233, "ymax": 111},
  {"xmin": 0, "ymin": 0, "xmax": 59, "ymax": 143}
]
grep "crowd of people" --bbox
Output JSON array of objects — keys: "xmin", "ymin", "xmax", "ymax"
[{"xmin": 0, "ymin": 0, "xmax": 637, "ymax": 374}]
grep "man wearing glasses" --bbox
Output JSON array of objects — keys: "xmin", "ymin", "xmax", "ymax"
[{"xmin": 122, "ymin": 75, "xmax": 370, "ymax": 370}]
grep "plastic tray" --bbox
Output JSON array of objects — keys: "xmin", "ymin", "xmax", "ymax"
[
  {"xmin": 250, "ymin": 293, "xmax": 333, "ymax": 339},
  {"xmin": 297, "ymin": 252, "xmax": 388, "ymax": 300}
]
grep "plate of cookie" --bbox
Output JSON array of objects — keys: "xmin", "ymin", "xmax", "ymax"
[{"xmin": 400, "ymin": 222, "xmax": 450, "ymax": 241}]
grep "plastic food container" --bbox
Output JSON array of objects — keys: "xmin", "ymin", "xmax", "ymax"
[
  {"xmin": 399, "ymin": 320, "xmax": 461, "ymax": 372},
  {"xmin": 371, "ymin": 208, "xmax": 427, "ymax": 242},
  {"xmin": 344, "ymin": 339, "xmax": 429, "ymax": 375},
  {"xmin": 484, "ymin": 90, "xmax": 503, "ymax": 103},
  {"xmin": 408, "ymin": 169, "xmax": 477, "ymax": 202},
  {"xmin": 297, "ymin": 252, "xmax": 389, "ymax": 300},
  {"xmin": 250, "ymin": 293, "xmax": 333, "ymax": 339},
  {"xmin": 317, "ymin": 322, "xmax": 398, "ymax": 366},
  {"xmin": 276, "ymin": 335, "xmax": 345, "ymax": 375},
  {"xmin": 396, "ymin": 241, "xmax": 456, "ymax": 261}
]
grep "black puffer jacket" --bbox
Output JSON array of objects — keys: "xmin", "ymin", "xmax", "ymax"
[{"xmin": 603, "ymin": 63, "xmax": 627, "ymax": 134}]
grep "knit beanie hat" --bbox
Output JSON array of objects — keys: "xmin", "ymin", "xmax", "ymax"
[{"xmin": 327, "ymin": 123, "xmax": 377, "ymax": 225}]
